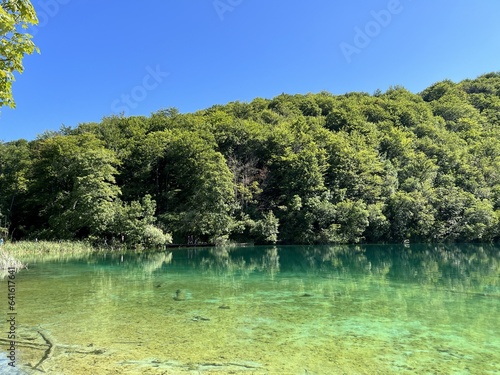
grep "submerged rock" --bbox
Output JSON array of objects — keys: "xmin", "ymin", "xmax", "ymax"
[
  {"xmin": 192, "ymin": 316, "xmax": 210, "ymax": 321},
  {"xmin": 173, "ymin": 289, "xmax": 185, "ymax": 301}
]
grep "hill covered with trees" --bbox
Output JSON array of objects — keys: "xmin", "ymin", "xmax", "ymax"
[{"xmin": 2, "ymin": 73, "xmax": 500, "ymax": 246}]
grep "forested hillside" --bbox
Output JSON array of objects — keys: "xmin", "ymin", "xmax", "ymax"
[{"xmin": 2, "ymin": 73, "xmax": 500, "ymax": 246}]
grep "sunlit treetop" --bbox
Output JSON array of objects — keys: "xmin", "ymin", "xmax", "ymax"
[{"xmin": 0, "ymin": 0, "xmax": 38, "ymax": 109}]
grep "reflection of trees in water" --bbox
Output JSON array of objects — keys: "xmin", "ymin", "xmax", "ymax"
[
  {"xmin": 140, "ymin": 252, "xmax": 172, "ymax": 274},
  {"xmin": 87, "ymin": 251, "xmax": 174, "ymax": 274},
  {"xmin": 27, "ymin": 245, "xmax": 498, "ymax": 300},
  {"xmin": 376, "ymin": 244, "xmax": 499, "ymax": 294},
  {"xmin": 199, "ymin": 247, "xmax": 249, "ymax": 302},
  {"xmin": 190, "ymin": 246, "xmax": 282, "ymax": 301},
  {"xmin": 18, "ymin": 252, "xmax": 100, "ymax": 265},
  {"xmin": 21, "ymin": 244, "xmax": 500, "ymax": 296},
  {"xmin": 182, "ymin": 244, "xmax": 499, "ymax": 296},
  {"xmin": 195, "ymin": 246, "xmax": 280, "ymax": 276},
  {"xmin": 261, "ymin": 247, "xmax": 280, "ymax": 279},
  {"xmin": 301, "ymin": 245, "xmax": 371, "ymax": 273}
]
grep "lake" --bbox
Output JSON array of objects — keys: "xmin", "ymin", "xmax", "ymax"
[{"xmin": 1, "ymin": 244, "xmax": 499, "ymax": 374}]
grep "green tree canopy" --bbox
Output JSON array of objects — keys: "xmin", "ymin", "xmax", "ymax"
[
  {"xmin": 0, "ymin": 0, "xmax": 38, "ymax": 108},
  {"xmin": 4, "ymin": 72, "xmax": 500, "ymax": 245}
]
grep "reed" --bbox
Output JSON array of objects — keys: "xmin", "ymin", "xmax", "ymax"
[
  {"xmin": 0, "ymin": 240, "xmax": 164, "ymax": 265},
  {"xmin": 2, "ymin": 240, "xmax": 98, "ymax": 257},
  {"xmin": 0, "ymin": 249, "xmax": 26, "ymax": 270}
]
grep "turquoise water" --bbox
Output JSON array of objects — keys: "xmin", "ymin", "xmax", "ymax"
[{"xmin": 1, "ymin": 244, "xmax": 499, "ymax": 374}]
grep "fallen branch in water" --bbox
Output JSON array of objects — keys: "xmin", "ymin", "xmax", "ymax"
[
  {"xmin": 33, "ymin": 330, "xmax": 55, "ymax": 370},
  {"xmin": 3, "ymin": 328, "xmax": 108, "ymax": 372},
  {"xmin": 0, "ymin": 338, "xmax": 49, "ymax": 350}
]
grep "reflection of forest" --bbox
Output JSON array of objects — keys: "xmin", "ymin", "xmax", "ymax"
[
  {"xmin": 185, "ymin": 244, "xmax": 500, "ymax": 295},
  {"xmin": 17, "ymin": 244, "xmax": 500, "ymax": 296},
  {"xmin": 177, "ymin": 244, "xmax": 499, "ymax": 348}
]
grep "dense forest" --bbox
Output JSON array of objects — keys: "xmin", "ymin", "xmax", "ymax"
[{"xmin": 2, "ymin": 73, "xmax": 500, "ymax": 247}]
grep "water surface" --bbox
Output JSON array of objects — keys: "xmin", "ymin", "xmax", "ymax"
[{"xmin": 1, "ymin": 244, "xmax": 499, "ymax": 374}]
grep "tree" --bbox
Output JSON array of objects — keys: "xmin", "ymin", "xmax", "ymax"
[
  {"xmin": 0, "ymin": 139, "xmax": 31, "ymax": 237},
  {"xmin": 251, "ymin": 210, "xmax": 279, "ymax": 244},
  {"xmin": 28, "ymin": 134, "xmax": 121, "ymax": 239},
  {"xmin": 0, "ymin": 0, "xmax": 38, "ymax": 108},
  {"xmin": 148, "ymin": 129, "xmax": 237, "ymax": 243},
  {"xmin": 386, "ymin": 191, "xmax": 435, "ymax": 241},
  {"xmin": 112, "ymin": 195, "xmax": 172, "ymax": 248}
]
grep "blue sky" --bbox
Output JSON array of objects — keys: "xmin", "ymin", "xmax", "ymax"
[{"xmin": 1, "ymin": 0, "xmax": 500, "ymax": 141}]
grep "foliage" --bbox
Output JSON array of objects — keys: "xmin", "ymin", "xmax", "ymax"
[
  {"xmin": 3, "ymin": 72, "xmax": 500, "ymax": 244},
  {"xmin": 112, "ymin": 194, "xmax": 172, "ymax": 248},
  {"xmin": 0, "ymin": 0, "xmax": 39, "ymax": 108},
  {"xmin": 251, "ymin": 210, "xmax": 279, "ymax": 244}
]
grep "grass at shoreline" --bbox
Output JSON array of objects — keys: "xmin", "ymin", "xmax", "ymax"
[
  {"xmin": 0, "ymin": 241, "xmax": 114, "ymax": 265},
  {"xmin": 0, "ymin": 240, "xmax": 175, "ymax": 264},
  {"xmin": 2, "ymin": 240, "xmax": 100, "ymax": 256},
  {"xmin": 0, "ymin": 249, "xmax": 26, "ymax": 270}
]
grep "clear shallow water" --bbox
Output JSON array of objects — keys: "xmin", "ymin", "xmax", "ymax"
[{"xmin": 1, "ymin": 244, "xmax": 499, "ymax": 374}]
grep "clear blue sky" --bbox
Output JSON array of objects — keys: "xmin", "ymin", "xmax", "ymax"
[{"xmin": 1, "ymin": 0, "xmax": 500, "ymax": 141}]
